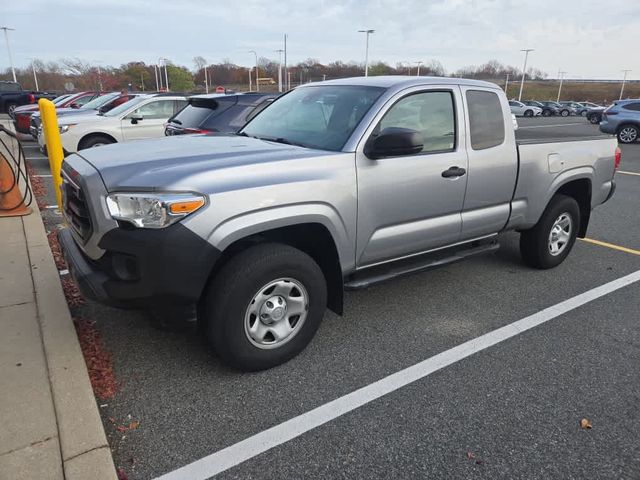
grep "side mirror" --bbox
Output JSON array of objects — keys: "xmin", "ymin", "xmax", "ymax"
[
  {"xmin": 365, "ymin": 127, "xmax": 423, "ymax": 159},
  {"xmin": 129, "ymin": 113, "xmax": 143, "ymax": 124}
]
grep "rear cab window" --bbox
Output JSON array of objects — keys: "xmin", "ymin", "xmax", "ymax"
[
  {"xmin": 466, "ymin": 90, "xmax": 506, "ymax": 150},
  {"xmin": 172, "ymin": 97, "xmax": 235, "ymax": 129}
]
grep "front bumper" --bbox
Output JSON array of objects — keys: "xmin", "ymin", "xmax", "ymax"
[
  {"xmin": 598, "ymin": 121, "xmax": 616, "ymax": 134},
  {"xmin": 58, "ymin": 224, "xmax": 221, "ymax": 309}
]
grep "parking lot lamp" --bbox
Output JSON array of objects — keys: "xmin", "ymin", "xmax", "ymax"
[
  {"xmin": 249, "ymin": 51, "xmax": 259, "ymax": 91},
  {"xmin": 1, "ymin": 27, "xmax": 16, "ymax": 82},
  {"xmin": 276, "ymin": 49, "xmax": 284, "ymax": 92},
  {"xmin": 415, "ymin": 61, "xmax": 423, "ymax": 76},
  {"xmin": 620, "ymin": 70, "xmax": 631, "ymax": 100},
  {"xmin": 31, "ymin": 60, "xmax": 39, "ymax": 90},
  {"xmin": 358, "ymin": 29, "xmax": 374, "ymax": 76},
  {"xmin": 556, "ymin": 71, "xmax": 566, "ymax": 102},
  {"xmin": 518, "ymin": 48, "xmax": 534, "ymax": 101},
  {"xmin": 504, "ymin": 73, "xmax": 510, "ymax": 93}
]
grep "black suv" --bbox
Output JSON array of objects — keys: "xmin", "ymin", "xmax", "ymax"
[
  {"xmin": 523, "ymin": 100, "xmax": 558, "ymax": 117},
  {"xmin": 165, "ymin": 93, "xmax": 278, "ymax": 135}
]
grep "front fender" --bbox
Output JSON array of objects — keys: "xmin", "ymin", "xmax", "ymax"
[{"xmin": 207, "ymin": 203, "xmax": 355, "ymax": 273}]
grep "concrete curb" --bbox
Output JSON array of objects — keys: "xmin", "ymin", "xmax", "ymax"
[{"xmin": 7, "ymin": 120, "xmax": 118, "ymax": 480}]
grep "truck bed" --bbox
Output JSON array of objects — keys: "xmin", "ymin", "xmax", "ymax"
[{"xmin": 515, "ymin": 119, "xmax": 612, "ymax": 144}]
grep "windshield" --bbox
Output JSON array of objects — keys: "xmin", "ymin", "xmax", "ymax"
[
  {"xmin": 104, "ymin": 96, "xmax": 148, "ymax": 117},
  {"xmin": 80, "ymin": 93, "xmax": 118, "ymax": 110},
  {"xmin": 53, "ymin": 94, "xmax": 72, "ymax": 105},
  {"xmin": 241, "ymin": 85, "xmax": 385, "ymax": 151}
]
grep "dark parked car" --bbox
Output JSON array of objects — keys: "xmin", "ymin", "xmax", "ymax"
[
  {"xmin": 540, "ymin": 101, "xmax": 574, "ymax": 117},
  {"xmin": 0, "ymin": 81, "xmax": 57, "ymax": 115},
  {"xmin": 523, "ymin": 100, "xmax": 558, "ymax": 117},
  {"xmin": 587, "ymin": 107, "xmax": 606, "ymax": 124},
  {"xmin": 13, "ymin": 91, "xmax": 102, "ymax": 134},
  {"xmin": 165, "ymin": 93, "xmax": 278, "ymax": 135},
  {"xmin": 599, "ymin": 99, "xmax": 640, "ymax": 144}
]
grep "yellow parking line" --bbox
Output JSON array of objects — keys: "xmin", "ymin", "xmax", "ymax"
[
  {"xmin": 617, "ymin": 170, "xmax": 640, "ymax": 177},
  {"xmin": 580, "ymin": 238, "xmax": 640, "ymax": 256}
]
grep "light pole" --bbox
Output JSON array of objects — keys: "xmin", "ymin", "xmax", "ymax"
[
  {"xmin": 415, "ymin": 61, "xmax": 423, "ymax": 76},
  {"xmin": 154, "ymin": 64, "xmax": 160, "ymax": 91},
  {"xmin": 556, "ymin": 71, "xmax": 567, "ymax": 102},
  {"xmin": 248, "ymin": 67, "xmax": 252, "ymax": 92},
  {"xmin": 358, "ymin": 29, "xmax": 374, "ymax": 76},
  {"xmin": 518, "ymin": 48, "xmax": 534, "ymax": 101},
  {"xmin": 276, "ymin": 49, "xmax": 284, "ymax": 92},
  {"xmin": 504, "ymin": 73, "xmax": 510, "ymax": 94},
  {"xmin": 620, "ymin": 69, "xmax": 631, "ymax": 100},
  {"xmin": 284, "ymin": 34, "xmax": 288, "ymax": 90},
  {"xmin": 249, "ymin": 50, "xmax": 259, "ymax": 91},
  {"xmin": 31, "ymin": 60, "xmax": 39, "ymax": 90},
  {"xmin": 1, "ymin": 27, "xmax": 16, "ymax": 82},
  {"xmin": 159, "ymin": 58, "xmax": 169, "ymax": 91}
]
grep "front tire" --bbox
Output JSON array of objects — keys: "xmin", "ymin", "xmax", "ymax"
[
  {"xmin": 617, "ymin": 125, "xmax": 639, "ymax": 144},
  {"xmin": 588, "ymin": 114, "xmax": 600, "ymax": 125},
  {"xmin": 520, "ymin": 194, "xmax": 580, "ymax": 269},
  {"xmin": 6, "ymin": 102, "xmax": 18, "ymax": 117},
  {"xmin": 202, "ymin": 243, "xmax": 327, "ymax": 371},
  {"xmin": 524, "ymin": 109, "xmax": 533, "ymax": 117},
  {"xmin": 560, "ymin": 109, "xmax": 569, "ymax": 117},
  {"xmin": 542, "ymin": 109, "xmax": 551, "ymax": 117}
]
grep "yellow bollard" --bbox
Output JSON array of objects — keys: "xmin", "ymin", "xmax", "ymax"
[{"xmin": 38, "ymin": 98, "xmax": 65, "ymax": 211}]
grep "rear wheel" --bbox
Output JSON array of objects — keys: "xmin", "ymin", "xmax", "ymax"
[
  {"xmin": 520, "ymin": 194, "xmax": 580, "ymax": 269},
  {"xmin": 588, "ymin": 114, "xmax": 600, "ymax": 125},
  {"xmin": 542, "ymin": 109, "xmax": 551, "ymax": 117},
  {"xmin": 6, "ymin": 103, "xmax": 17, "ymax": 116},
  {"xmin": 524, "ymin": 109, "xmax": 533, "ymax": 117},
  {"xmin": 79, "ymin": 134, "xmax": 115, "ymax": 150},
  {"xmin": 580, "ymin": 110, "xmax": 587, "ymax": 117},
  {"xmin": 201, "ymin": 243, "xmax": 327, "ymax": 371},
  {"xmin": 617, "ymin": 125, "xmax": 639, "ymax": 144},
  {"xmin": 560, "ymin": 109, "xmax": 569, "ymax": 117}
]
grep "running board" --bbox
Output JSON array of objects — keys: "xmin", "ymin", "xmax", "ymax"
[{"xmin": 344, "ymin": 240, "xmax": 500, "ymax": 290}]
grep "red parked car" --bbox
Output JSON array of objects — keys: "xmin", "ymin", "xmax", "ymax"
[{"xmin": 12, "ymin": 91, "xmax": 103, "ymax": 134}]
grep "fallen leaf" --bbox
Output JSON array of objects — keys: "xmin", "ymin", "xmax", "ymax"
[
  {"xmin": 128, "ymin": 421, "xmax": 140, "ymax": 430},
  {"xmin": 580, "ymin": 418, "xmax": 593, "ymax": 429},
  {"xmin": 116, "ymin": 468, "xmax": 129, "ymax": 480},
  {"xmin": 116, "ymin": 425, "xmax": 128, "ymax": 433},
  {"xmin": 466, "ymin": 452, "xmax": 475, "ymax": 460},
  {"xmin": 108, "ymin": 417, "xmax": 116, "ymax": 423}
]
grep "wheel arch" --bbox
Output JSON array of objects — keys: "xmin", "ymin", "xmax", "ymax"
[
  {"xmin": 202, "ymin": 215, "xmax": 348, "ymax": 316},
  {"xmin": 553, "ymin": 178, "xmax": 592, "ymax": 238},
  {"xmin": 78, "ymin": 131, "xmax": 118, "ymax": 150}
]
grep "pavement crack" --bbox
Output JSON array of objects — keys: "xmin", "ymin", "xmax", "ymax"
[
  {"xmin": 63, "ymin": 444, "xmax": 110, "ymax": 463},
  {"xmin": 0, "ymin": 436, "xmax": 56, "ymax": 457}
]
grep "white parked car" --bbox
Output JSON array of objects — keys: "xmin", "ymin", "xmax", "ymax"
[
  {"xmin": 509, "ymin": 100, "xmax": 542, "ymax": 117},
  {"xmin": 48, "ymin": 94, "xmax": 188, "ymax": 153}
]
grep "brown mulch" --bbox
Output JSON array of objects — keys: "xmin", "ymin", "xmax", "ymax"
[{"xmin": 74, "ymin": 316, "xmax": 118, "ymax": 400}]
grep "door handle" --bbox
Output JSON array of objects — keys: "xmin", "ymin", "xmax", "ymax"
[{"xmin": 441, "ymin": 166, "xmax": 466, "ymax": 178}]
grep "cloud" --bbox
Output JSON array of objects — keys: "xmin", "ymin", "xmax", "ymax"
[{"xmin": 2, "ymin": 0, "xmax": 638, "ymax": 79}]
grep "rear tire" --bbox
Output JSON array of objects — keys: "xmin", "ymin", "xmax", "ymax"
[
  {"xmin": 6, "ymin": 102, "xmax": 17, "ymax": 116},
  {"xmin": 524, "ymin": 109, "xmax": 533, "ymax": 117},
  {"xmin": 617, "ymin": 125, "xmax": 639, "ymax": 144},
  {"xmin": 560, "ymin": 109, "xmax": 569, "ymax": 117},
  {"xmin": 542, "ymin": 110, "xmax": 551, "ymax": 117},
  {"xmin": 580, "ymin": 110, "xmax": 587, "ymax": 117},
  {"xmin": 520, "ymin": 194, "xmax": 580, "ymax": 269},
  {"xmin": 588, "ymin": 114, "xmax": 600, "ymax": 125},
  {"xmin": 201, "ymin": 243, "xmax": 327, "ymax": 371},
  {"xmin": 79, "ymin": 134, "xmax": 115, "ymax": 150}
]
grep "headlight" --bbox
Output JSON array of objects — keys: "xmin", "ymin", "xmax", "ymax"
[
  {"xmin": 59, "ymin": 124, "xmax": 75, "ymax": 133},
  {"xmin": 105, "ymin": 192, "xmax": 206, "ymax": 229}
]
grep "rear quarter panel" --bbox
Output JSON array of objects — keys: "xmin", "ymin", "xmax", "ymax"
[{"xmin": 507, "ymin": 137, "xmax": 618, "ymax": 230}]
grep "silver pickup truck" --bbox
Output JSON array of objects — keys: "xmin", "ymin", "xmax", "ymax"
[{"xmin": 58, "ymin": 77, "xmax": 620, "ymax": 371}]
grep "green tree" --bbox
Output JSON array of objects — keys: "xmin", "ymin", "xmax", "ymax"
[{"xmin": 166, "ymin": 65, "xmax": 195, "ymax": 92}]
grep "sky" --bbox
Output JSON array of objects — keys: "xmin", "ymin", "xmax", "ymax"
[{"xmin": 2, "ymin": 0, "xmax": 639, "ymax": 80}]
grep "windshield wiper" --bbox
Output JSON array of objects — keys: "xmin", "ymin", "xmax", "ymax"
[
  {"xmin": 235, "ymin": 131, "xmax": 249, "ymax": 137},
  {"xmin": 171, "ymin": 119, "xmax": 182, "ymax": 125},
  {"xmin": 256, "ymin": 136, "xmax": 307, "ymax": 148}
]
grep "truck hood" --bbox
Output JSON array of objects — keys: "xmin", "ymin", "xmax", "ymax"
[{"xmin": 74, "ymin": 134, "xmax": 335, "ymax": 191}]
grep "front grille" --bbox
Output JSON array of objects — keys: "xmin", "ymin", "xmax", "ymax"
[{"xmin": 61, "ymin": 171, "xmax": 93, "ymax": 242}]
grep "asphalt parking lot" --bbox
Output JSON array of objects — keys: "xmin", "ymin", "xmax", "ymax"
[{"xmin": 12, "ymin": 114, "xmax": 640, "ymax": 479}]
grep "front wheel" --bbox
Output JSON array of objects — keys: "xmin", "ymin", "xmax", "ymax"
[
  {"xmin": 524, "ymin": 109, "xmax": 533, "ymax": 117},
  {"xmin": 560, "ymin": 109, "xmax": 569, "ymax": 117},
  {"xmin": 201, "ymin": 243, "xmax": 327, "ymax": 371},
  {"xmin": 618, "ymin": 125, "xmax": 639, "ymax": 144},
  {"xmin": 6, "ymin": 103, "xmax": 18, "ymax": 116},
  {"xmin": 79, "ymin": 134, "xmax": 115, "ymax": 150},
  {"xmin": 580, "ymin": 110, "xmax": 587, "ymax": 117},
  {"xmin": 520, "ymin": 194, "xmax": 580, "ymax": 269},
  {"xmin": 588, "ymin": 114, "xmax": 600, "ymax": 125},
  {"xmin": 542, "ymin": 110, "xmax": 551, "ymax": 117}
]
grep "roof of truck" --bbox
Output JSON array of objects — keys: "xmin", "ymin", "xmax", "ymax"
[{"xmin": 311, "ymin": 75, "xmax": 499, "ymax": 90}]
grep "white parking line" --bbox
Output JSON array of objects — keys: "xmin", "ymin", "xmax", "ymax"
[
  {"xmin": 59, "ymin": 269, "xmax": 69, "ymax": 276},
  {"xmin": 618, "ymin": 170, "xmax": 640, "ymax": 177},
  {"xmin": 154, "ymin": 269, "xmax": 640, "ymax": 480},
  {"xmin": 519, "ymin": 123, "xmax": 589, "ymax": 129},
  {"xmin": 34, "ymin": 174, "xmax": 52, "ymax": 177},
  {"xmin": 25, "ymin": 156, "xmax": 45, "ymax": 160}
]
